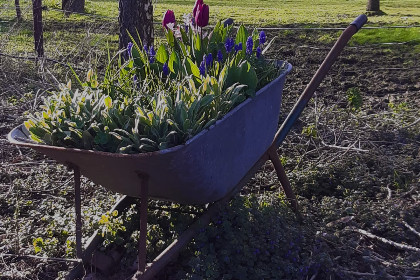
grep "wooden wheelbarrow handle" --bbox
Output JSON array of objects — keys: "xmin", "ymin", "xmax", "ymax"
[{"xmin": 272, "ymin": 14, "xmax": 368, "ymax": 148}]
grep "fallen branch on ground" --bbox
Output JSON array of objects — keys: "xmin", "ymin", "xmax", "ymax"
[{"xmin": 352, "ymin": 228, "xmax": 420, "ymax": 253}]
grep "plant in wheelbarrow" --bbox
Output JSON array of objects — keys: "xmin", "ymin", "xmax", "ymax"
[{"xmin": 23, "ymin": 9, "xmax": 284, "ymax": 154}]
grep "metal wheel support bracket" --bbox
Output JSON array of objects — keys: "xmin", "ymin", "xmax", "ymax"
[
  {"xmin": 135, "ymin": 173, "xmax": 149, "ymax": 277},
  {"xmin": 267, "ymin": 147, "xmax": 300, "ymax": 215},
  {"xmin": 72, "ymin": 164, "xmax": 83, "ymax": 259}
]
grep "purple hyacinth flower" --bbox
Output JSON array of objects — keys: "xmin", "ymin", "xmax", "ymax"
[
  {"xmin": 234, "ymin": 42, "xmax": 242, "ymax": 53},
  {"xmin": 259, "ymin": 31, "xmax": 266, "ymax": 45},
  {"xmin": 256, "ymin": 46, "xmax": 262, "ymax": 58},
  {"xmin": 199, "ymin": 61, "xmax": 206, "ymax": 76},
  {"xmin": 162, "ymin": 62, "xmax": 169, "ymax": 76},
  {"xmin": 133, "ymin": 75, "xmax": 138, "ymax": 83},
  {"xmin": 149, "ymin": 46, "xmax": 156, "ymax": 63},
  {"xmin": 143, "ymin": 45, "xmax": 148, "ymax": 53},
  {"xmin": 246, "ymin": 36, "xmax": 253, "ymax": 55},
  {"xmin": 225, "ymin": 37, "xmax": 234, "ymax": 53},
  {"xmin": 217, "ymin": 50, "xmax": 223, "ymax": 62},
  {"xmin": 206, "ymin": 53, "xmax": 213, "ymax": 68},
  {"xmin": 127, "ymin": 42, "xmax": 133, "ymax": 57}
]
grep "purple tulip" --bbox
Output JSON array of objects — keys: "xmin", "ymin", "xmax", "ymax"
[
  {"xmin": 192, "ymin": 0, "xmax": 203, "ymax": 18},
  {"xmin": 217, "ymin": 50, "xmax": 223, "ymax": 62},
  {"xmin": 162, "ymin": 10, "xmax": 176, "ymax": 30},
  {"xmin": 195, "ymin": 3, "xmax": 209, "ymax": 27},
  {"xmin": 246, "ymin": 36, "xmax": 253, "ymax": 55},
  {"xmin": 162, "ymin": 62, "xmax": 169, "ymax": 76},
  {"xmin": 259, "ymin": 31, "xmax": 266, "ymax": 45}
]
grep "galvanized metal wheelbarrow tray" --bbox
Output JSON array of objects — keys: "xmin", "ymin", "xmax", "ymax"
[{"xmin": 8, "ymin": 15, "xmax": 367, "ymax": 279}]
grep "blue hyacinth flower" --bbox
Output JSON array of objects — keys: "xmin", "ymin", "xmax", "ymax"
[
  {"xmin": 199, "ymin": 61, "xmax": 206, "ymax": 76},
  {"xmin": 217, "ymin": 50, "xmax": 223, "ymax": 62},
  {"xmin": 149, "ymin": 46, "xmax": 156, "ymax": 63},
  {"xmin": 234, "ymin": 42, "xmax": 242, "ymax": 53},
  {"xmin": 246, "ymin": 36, "xmax": 253, "ymax": 55},
  {"xmin": 259, "ymin": 31, "xmax": 266, "ymax": 45},
  {"xmin": 162, "ymin": 62, "xmax": 169, "ymax": 76},
  {"xmin": 206, "ymin": 53, "xmax": 213, "ymax": 68},
  {"xmin": 256, "ymin": 46, "xmax": 262, "ymax": 58},
  {"xmin": 225, "ymin": 37, "xmax": 234, "ymax": 53},
  {"xmin": 127, "ymin": 42, "xmax": 133, "ymax": 57}
]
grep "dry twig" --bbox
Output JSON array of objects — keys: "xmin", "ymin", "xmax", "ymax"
[
  {"xmin": 352, "ymin": 228, "xmax": 420, "ymax": 253},
  {"xmin": 402, "ymin": 221, "xmax": 420, "ymax": 240},
  {"xmin": 0, "ymin": 253, "xmax": 81, "ymax": 263}
]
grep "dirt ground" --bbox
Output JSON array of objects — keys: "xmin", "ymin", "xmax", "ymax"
[{"xmin": 0, "ymin": 28, "xmax": 419, "ymax": 279}]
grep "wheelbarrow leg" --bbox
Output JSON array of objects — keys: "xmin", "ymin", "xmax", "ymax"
[
  {"xmin": 135, "ymin": 174, "xmax": 149, "ymax": 277},
  {"xmin": 267, "ymin": 147, "xmax": 299, "ymax": 214},
  {"xmin": 72, "ymin": 165, "xmax": 83, "ymax": 259}
]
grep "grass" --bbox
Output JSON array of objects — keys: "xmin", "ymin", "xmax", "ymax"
[{"xmin": 351, "ymin": 28, "xmax": 420, "ymax": 52}]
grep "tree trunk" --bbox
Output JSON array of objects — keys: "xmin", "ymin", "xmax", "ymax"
[
  {"xmin": 119, "ymin": 0, "xmax": 154, "ymax": 51},
  {"xmin": 15, "ymin": 0, "xmax": 22, "ymax": 22},
  {"xmin": 366, "ymin": 0, "xmax": 380, "ymax": 11},
  {"xmin": 62, "ymin": 0, "xmax": 85, "ymax": 14},
  {"xmin": 139, "ymin": 0, "xmax": 154, "ymax": 48},
  {"xmin": 32, "ymin": 0, "xmax": 44, "ymax": 57}
]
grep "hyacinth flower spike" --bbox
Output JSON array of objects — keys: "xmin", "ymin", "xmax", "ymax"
[
  {"xmin": 162, "ymin": 62, "xmax": 169, "ymax": 76},
  {"xmin": 127, "ymin": 42, "xmax": 133, "ymax": 57},
  {"xmin": 259, "ymin": 31, "xmax": 266, "ymax": 45},
  {"xmin": 246, "ymin": 36, "xmax": 253, "ymax": 55}
]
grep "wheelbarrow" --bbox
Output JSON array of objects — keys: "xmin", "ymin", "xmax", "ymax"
[{"xmin": 8, "ymin": 15, "xmax": 367, "ymax": 279}]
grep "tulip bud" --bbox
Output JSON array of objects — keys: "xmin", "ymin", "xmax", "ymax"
[
  {"xmin": 192, "ymin": 0, "xmax": 203, "ymax": 18},
  {"xmin": 195, "ymin": 4, "xmax": 209, "ymax": 27},
  {"xmin": 162, "ymin": 10, "xmax": 176, "ymax": 30}
]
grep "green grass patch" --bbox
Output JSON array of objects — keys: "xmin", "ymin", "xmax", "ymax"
[
  {"xmin": 2, "ymin": 0, "xmax": 420, "ymax": 26},
  {"xmin": 351, "ymin": 28, "xmax": 420, "ymax": 51}
]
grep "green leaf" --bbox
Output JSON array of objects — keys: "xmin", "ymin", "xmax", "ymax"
[
  {"xmin": 180, "ymin": 27, "xmax": 190, "ymax": 46},
  {"xmin": 194, "ymin": 33, "xmax": 201, "ymax": 52},
  {"xmin": 104, "ymin": 96, "xmax": 112, "ymax": 109},
  {"xmin": 131, "ymin": 46, "xmax": 144, "ymax": 67},
  {"xmin": 156, "ymin": 45, "xmax": 169, "ymax": 64},
  {"xmin": 168, "ymin": 52, "xmax": 180, "ymax": 74},
  {"xmin": 166, "ymin": 29, "xmax": 175, "ymax": 48},
  {"xmin": 184, "ymin": 58, "xmax": 201, "ymax": 79},
  {"xmin": 235, "ymin": 25, "xmax": 248, "ymax": 50}
]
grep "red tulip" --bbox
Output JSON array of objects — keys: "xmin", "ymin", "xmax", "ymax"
[
  {"xmin": 162, "ymin": 10, "xmax": 176, "ymax": 29},
  {"xmin": 192, "ymin": 0, "xmax": 203, "ymax": 18},
  {"xmin": 195, "ymin": 4, "xmax": 209, "ymax": 27}
]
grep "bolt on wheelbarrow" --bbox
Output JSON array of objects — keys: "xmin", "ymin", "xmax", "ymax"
[{"xmin": 8, "ymin": 15, "xmax": 367, "ymax": 280}]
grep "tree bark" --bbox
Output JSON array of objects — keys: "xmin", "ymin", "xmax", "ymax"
[
  {"xmin": 119, "ymin": 0, "xmax": 154, "ymax": 51},
  {"xmin": 15, "ymin": 0, "xmax": 22, "ymax": 22},
  {"xmin": 62, "ymin": 0, "xmax": 85, "ymax": 14},
  {"xmin": 32, "ymin": 0, "xmax": 44, "ymax": 57},
  {"xmin": 366, "ymin": 0, "xmax": 380, "ymax": 11}
]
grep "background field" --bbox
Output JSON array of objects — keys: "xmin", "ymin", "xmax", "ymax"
[{"xmin": 0, "ymin": 0, "xmax": 419, "ymax": 279}]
